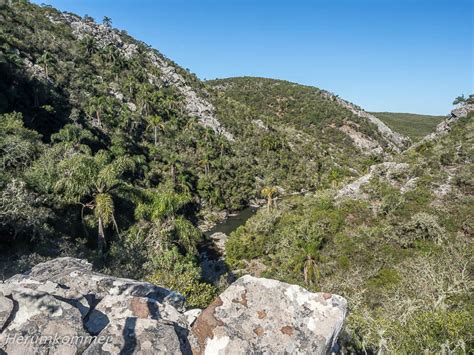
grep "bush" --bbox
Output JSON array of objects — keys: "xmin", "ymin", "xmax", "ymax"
[
  {"xmin": 146, "ymin": 248, "xmax": 217, "ymax": 308},
  {"xmin": 398, "ymin": 212, "xmax": 446, "ymax": 247}
]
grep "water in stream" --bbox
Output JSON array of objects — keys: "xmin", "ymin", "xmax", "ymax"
[
  {"xmin": 199, "ymin": 206, "xmax": 259, "ymax": 283},
  {"xmin": 204, "ymin": 206, "xmax": 259, "ymax": 237}
]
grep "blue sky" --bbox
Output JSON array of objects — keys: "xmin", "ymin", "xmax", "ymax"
[{"xmin": 35, "ymin": 0, "xmax": 473, "ymax": 115}]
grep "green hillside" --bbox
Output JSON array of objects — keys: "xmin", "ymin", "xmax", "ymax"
[
  {"xmin": 0, "ymin": 2, "xmax": 472, "ymax": 353},
  {"xmin": 0, "ymin": 3, "xmax": 400, "ymax": 305},
  {"xmin": 226, "ymin": 110, "xmax": 474, "ymax": 352},
  {"xmin": 372, "ymin": 111, "xmax": 445, "ymax": 141}
]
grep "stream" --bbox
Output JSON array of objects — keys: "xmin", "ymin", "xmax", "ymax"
[
  {"xmin": 199, "ymin": 206, "xmax": 259, "ymax": 283},
  {"xmin": 203, "ymin": 206, "xmax": 259, "ymax": 237}
]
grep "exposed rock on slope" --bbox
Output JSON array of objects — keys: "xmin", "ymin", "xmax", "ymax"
[
  {"xmin": 45, "ymin": 12, "xmax": 233, "ymax": 141},
  {"xmin": 0, "ymin": 258, "xmax": 347, "ymax": 354},
  {"xmin": 337, "ymin": 162, "xmax": 411, "ymax": 200},
  {"xmin": 330, "ymin": 95, "xmax": 412, "ymax": 152},
  {"xmin": 411, "ymin": 104, "xmax": 474, "ymax": 150},
  {"xmin": 338, "ymin": 124, "xmax": 384, "ymax": 155}
]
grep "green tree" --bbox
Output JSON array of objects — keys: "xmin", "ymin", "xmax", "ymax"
[
  {"xmin": 55, "ymin": 151, "xmax": 134, "ymax": 252},
  {"xmin": 80, "ymin": 36, "xmax": 97, "ymax": 57},
  {"xmin": 102, "ymin": 16, "xmax": 112, "ymax": 28},
  {"xmin": 453, "ymin": 95, "xmax": 466, "ymax": 105},
  {"xmin": 146, "ymin": 115, "xmax": 165, "ymax": 146},
  {"xmin": 37, "ymin": 51, "xmax": 54, "ymax": 79},
  {"xmin": 261, "ymin": 186, "xmax": 278, "ymax": 209}
]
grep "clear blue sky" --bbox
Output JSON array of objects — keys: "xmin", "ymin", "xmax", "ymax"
[{"xmin": 35, "ymin": 0, "xmax": 473, "ymax": 115}]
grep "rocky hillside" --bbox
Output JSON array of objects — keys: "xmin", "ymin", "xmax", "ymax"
[
  {"xmin": 0, "ymin": 257, "xmax": 347, "ymax": 354},
  {"xmin": 226, "ymin": 105, "xmax": 473, "ymax": 353},
  {"xmin": 0, "ymin": 1, "xmax": 414, "ymax": 287},
  {"xmin": 1, "ymin": 1, "xmax": 472, "ymax": 354},
  {"xmin": 208, "ymin": 77, "xmax": 411, "ymax": 154},
  {"xmin": 371, "ymin": 111, "xmax": 445, "ymax": 141}
]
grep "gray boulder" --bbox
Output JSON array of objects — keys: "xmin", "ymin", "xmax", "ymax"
[
  {"xmin": 190, "ymin": 275, "xmax": 347, "ymax": 354},
  {"xmin": 0, "ymin": 287, "xmax": 91, "ymax": 354},
  {"xmin": 0, "ymin": 258, "xmax": 187, "ymax": 354},
  {"xmin": 6, "ymin": 257, "xmax": 184, "ymax": 310},
  {"xmin": 0, "ymin": 294, "xmax": 13, "ymax": 330},
  {"xmin": 1, "ymin": 258, "xmax": 348, "ymax": 355},
  {"xmin": 85, "ymin": 295, "xmax": 186, "ymax": 335},
  {"xmin": 83, "ymin": 318, "xmax": 184, "ymax": 355}
]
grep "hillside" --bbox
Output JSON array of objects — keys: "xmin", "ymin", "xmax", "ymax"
[
  {"xmin": 0, "ymin": 2, "xmax": 410, "ymax": 303},
  {"xmin": 371, "ymin": 111, "xmax": 445, "ymax": 141},
  {"xmin": 208, "ymin": 76, "xmax": 411, "ymax": 153},
  {"xmin": 1, "ymin": 2, "xmax": 472, "ymax": 354},
  {"xmin": 226, "ymin": 106, "xmax": 474, "ymax": 353}
]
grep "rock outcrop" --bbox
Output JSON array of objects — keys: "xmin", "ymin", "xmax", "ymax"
[
  {"xmin": 337, "ymin": 162, "xmax": 411, "ymax": 200},
  {"xmin": 322, "ymin": 93, "xmax": 411, "ymax": 152},
  {"xmin": 410, "ymin": 104, "xmax": 474, "ymax": 150},
  {"xmin": 0, "ymin": 258, "xmax": 347, "ymax": 354},
  {"xmin": 190, "ymin": 275, "xmax": 347, "ymax": 355},
  {"xmin": 45, "ymin": 12, "xmax": 234, "ymax": 141}
]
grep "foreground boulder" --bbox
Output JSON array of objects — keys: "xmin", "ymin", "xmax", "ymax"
[
  {"xmin": 0, "ymin": 258, "xmax": 188, "ymax": 354},
  {"xmin": 190, "ymin": 275, "xmax": 347, "ymax": 354},
  {"xmin": 0, "ymin": 258, "xmax": 347, "ymax": 354}
]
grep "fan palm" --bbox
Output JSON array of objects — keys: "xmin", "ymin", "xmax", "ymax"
[
  {"xmin": 146, "ymin": 115, "xmax": 165, "ymax": 146},
  {"xmin": 303, "ymin": 255, "xmax": 319, "ymax": 286},
  {"xmin": 261, "ymin": 186, "xmax": 278, "ymax": 209},
  {"xmin": 37, "ymin": 51, "xmax": 54, "ymax": 79},
  {"xmin": 55, "ymin": 151, "xmax": 134, "ymax": 253}
]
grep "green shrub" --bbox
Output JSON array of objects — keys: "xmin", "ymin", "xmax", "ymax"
[{"xmin": 398, "ymin": 212, "xmax": 446, "ymax": 247}]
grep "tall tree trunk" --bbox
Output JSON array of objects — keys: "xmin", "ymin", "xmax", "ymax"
[
  {"xmin": 154, "ymin": 126, "xmax": 158, "ymax": 146},
  {"xmin": 96, "ymin": 110, "xmax": 101, "ymax": 127},
  {"xmin": 98, "ymin": 217, "xmax": 106, "ymax": 253},
  {"xmin": 171, "ymin": 165, "xmax": 176, "ymax": 184}
]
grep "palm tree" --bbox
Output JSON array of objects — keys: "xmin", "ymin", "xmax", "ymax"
[
  {"xmin": 81, "ymin": 36, "xmax": 97, "ymax": 57},
  {"xmin": 146, "ymin": 115, "xmax": 165, "ymax": 146},
  {"xmin": 103, "ymin": 16, "xmax": 112, "ymax": 28},
  {"xmin": 55, "ymin": 151, "xmax": 135, "ymax": 253},
  {"xmin": 199, "ymin": 152, "xmax": 211, "ymax": 176},
  {"xmin": 101, "ymin": 44, "xmax": 118, "ymax": 64},
  {"xmin": 137, "ymin": 84, "xmax": 151, "ymax": 116},
  {"xmin": 303, "ymin": 255, "xmax": 319, "ymax": 286},
  {"xmin": 165, "ymin": 153, "xmax": 181, "ymax": 184},
  {"xmin": 173, "ymin": 216, "xmax": 200, "ymax": 254},
  {"xmin": 329, "ymin": 169, "xmax": 341, "ymax": 189},
  {"xmin": 453, "ymin": 95, "xmax": 466, "ymax": 106},
  {"xmin": 261, "ymin": 186, "xmax": 278, "ymax": 209},
  {"xmin": 37, "ymin": 51, "xmax": 54, "ymax": 79},
  {"xmin": 86, "ymin": 96, "xmax": 107, "ymax": 127}
]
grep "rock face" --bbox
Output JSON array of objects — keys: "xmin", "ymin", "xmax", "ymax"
[
  {"xmin": 46, "ymin": 12, "xmax": 234, "ymax": 142},
  {"xmin": 323, "ymin": 93, "xmax": 411, "ymax": 152},
  {"xmin": 190, "ymin": 275, "xmax": 347, "ymax": 355},
  {"xmin": 339, "ymin": 124, "xmax": 384, "ymax": 155},
  {"xmin": 411, "ymin": 104, "xmax": 474, "ymax": 150},
  {"xmin": 0, "ymin": 259, "xmax": 347, "ymax": 354}
]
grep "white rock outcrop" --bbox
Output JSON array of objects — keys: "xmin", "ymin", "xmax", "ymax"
[
  {"xmin": 46, "ymin": 13, "xmax": 234, "ymax": 141},
  {"xmin": 0, "ymin": 259, "xmax": 347, "ymax": 354},
  {"xmin": 190, "ymin": 275, "xmax": 347, "ymax": 355}
]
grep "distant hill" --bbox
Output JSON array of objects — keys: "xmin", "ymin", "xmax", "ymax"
[
  {"xmin": 208, "ymin": 77, "xmax": 410, "ymax": 154},
  {"xmin": 371, "ymin": 112, "xmax": 445, "ymax": 141}
]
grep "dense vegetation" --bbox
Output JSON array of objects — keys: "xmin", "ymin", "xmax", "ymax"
[
  {"xmin": 227, "ymin": 110, "xmax": 474, "ymax": 352},
  {"xmin": 1, "ymin": 2, "xmax": 472, "ymax": 353},
  {"xmin": 208, "ymin": 76, "xmax": 390, "ymax": 150},
  {"xmin": 0, "ymin": 2, "xmax": 394, "ymax": 306},
  {"xmin": 371, "ymin": 111, "xmax": 445, "ymax": 141}
]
